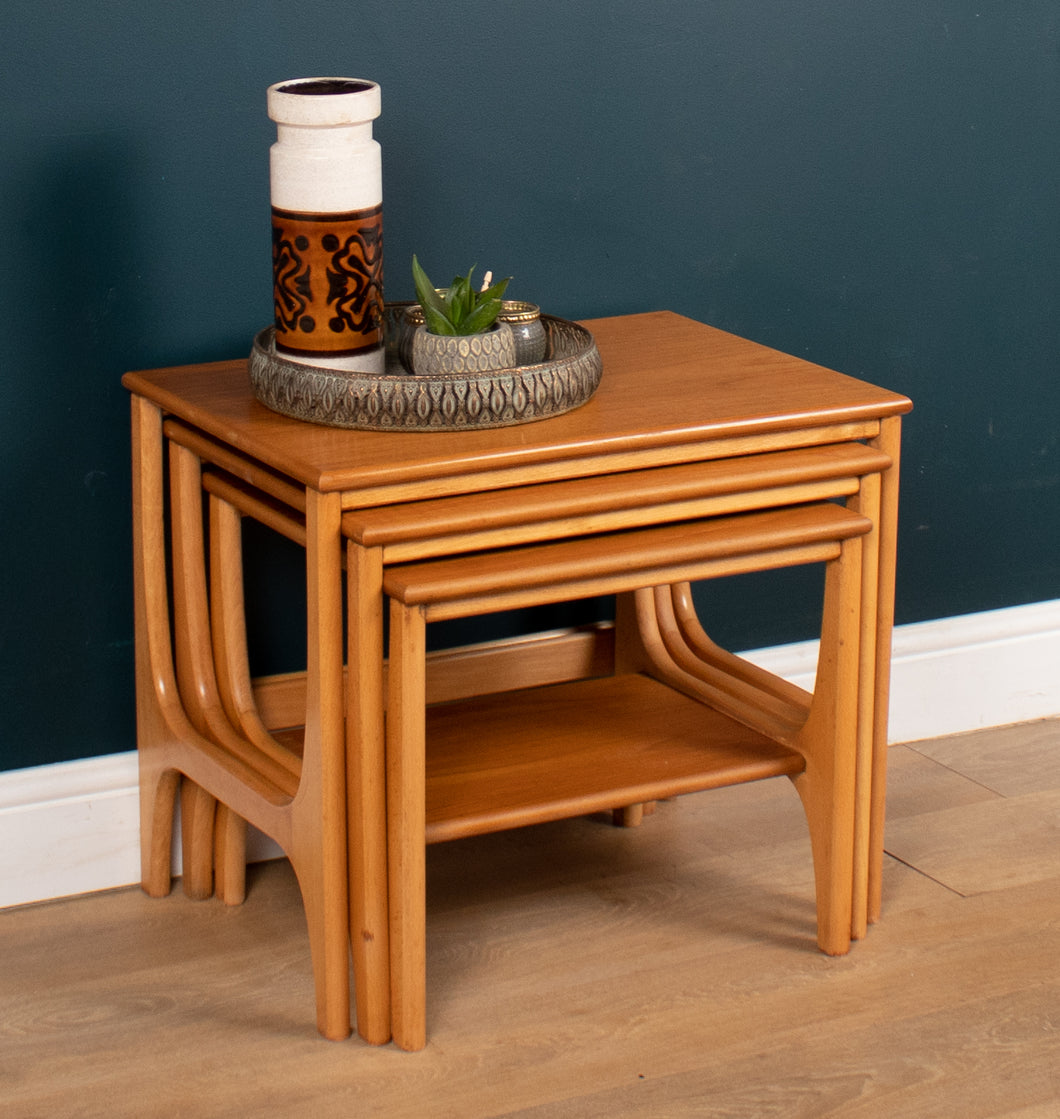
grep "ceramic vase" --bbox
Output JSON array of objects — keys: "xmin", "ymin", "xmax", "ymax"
[{"xmin": 267, "ymin": 77, "xmax": 385, "ymax": 373}]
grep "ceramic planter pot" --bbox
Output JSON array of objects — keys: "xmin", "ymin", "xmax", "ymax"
[
  {"xmin": 401, "ymin": 301, "xmax": 546, "ymax": 371},
  {"xmin": 268, "ymin": 77, "xmax": 385, "ymax": 373},
  {"xmin": 410, "ymin": 322, "xmax": 517, "ymax": 376}
]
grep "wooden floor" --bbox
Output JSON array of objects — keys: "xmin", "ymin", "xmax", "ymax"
[{"xmin": 2, "ymin": 719, "xmax": 1058, "ymax": 1118}]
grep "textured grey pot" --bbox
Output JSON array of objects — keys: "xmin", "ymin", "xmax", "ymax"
[{"xmin": 410, "ymin": 321, "xmax": 516, "ymax": 376}]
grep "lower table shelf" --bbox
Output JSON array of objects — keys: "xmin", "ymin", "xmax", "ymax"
[{"xmin": 423, "ymin": 673, "xmax": 806, "ymax": 844}]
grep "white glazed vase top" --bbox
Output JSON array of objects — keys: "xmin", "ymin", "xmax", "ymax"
[{"xmin": 268, "ymin": 77, "xmax": 384, "ymax": 372}]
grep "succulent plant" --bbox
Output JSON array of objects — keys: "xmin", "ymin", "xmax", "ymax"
[{"xmin": 412, "ymin": 256, "xmax": 511, "ymax": 336}]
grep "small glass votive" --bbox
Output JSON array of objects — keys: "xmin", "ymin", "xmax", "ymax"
[{"xmin": 498, "ymin": 301, "xmax": 548, "ymax": 365}]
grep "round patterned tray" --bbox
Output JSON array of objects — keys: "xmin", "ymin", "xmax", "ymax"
[{"xmin": 248, "ymin": 312, "xmax": 602, "ymax": 432}]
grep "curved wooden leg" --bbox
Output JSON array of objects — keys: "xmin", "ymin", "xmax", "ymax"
[
  {"xmin": 133, "ymin": 395, "xmax": 345, "ymax": 1038},
  {"xmin": 623, "ymin": 585, "xmax": 805, "ymax": 747},
  {"xmin": 292, "ymin": 489, "xmax": 351, "ymax": 1042},
  {"xmin": 214, "ymin": 803, "xmax": 247, "ymax": 906},
  {"xmin": 668, "ymin": 582, "xmax": 813, "ymax": 714},
  {"xmin": 207, "ymin": 492, "xmax": 300, "ymax": 904},
  {"xmin": 286, "ymin": 846, "xmax": 350, "ymax": 1041},
  {"xmin": 790, "ymin": 536, "xmax": 863, "ymax": 957},
  {"xmin": 208, "ymin": 492, "xmax": 302, "ymax": 784},
  {"xmin": 131, "ymin": 394, "xmax": 183, "ymax": 899},
  {"xmin": 623, "ymin": 552, "xmax": 862, "ymax": 959},
  {"xmin": 652, "ymin": 585, "xmax": 806, "ymax": 744},
  {"xmin": 169, "ymin": 442, "xmax": 224, "ymax": 900},
  {"xmin": 180, "ymin": 777, "xmax": 216, "ymax": 900},
  {"xmin": 139, "ymin": 760, "xmax": 180, "ymax": 899},
  {"xmin": 170, "ymin": 447, "xmax": 301, "ymax": 902}
]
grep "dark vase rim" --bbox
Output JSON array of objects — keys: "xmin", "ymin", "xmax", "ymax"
[{"xmin": 276, "ymin": 78, "xmax": 376, "ymax": 96}]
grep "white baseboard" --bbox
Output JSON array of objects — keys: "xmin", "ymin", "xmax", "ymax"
[
  {"xmin": 3, "ymin": 599, "xmax": 1058, "ymax": 910},
  {"xmin": 744, "ymin": 597, "xmax": 1060, "ymax": 744}
]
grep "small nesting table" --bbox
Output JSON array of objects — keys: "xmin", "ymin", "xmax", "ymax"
[{"xmin": 123, "ymin": 311, "xmax": 911, "ymax": 1047}]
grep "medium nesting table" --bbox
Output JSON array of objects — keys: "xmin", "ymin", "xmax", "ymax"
[{"xmin": 123, "ymin": 310, "xmax": 911, "ymax": 1047}]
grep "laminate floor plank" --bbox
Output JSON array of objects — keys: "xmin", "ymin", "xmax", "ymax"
[
  {"xmin": 885, "ymin": 787, "xmax": 1060, "ymax": 896},
  {"xmin": 883, "ymin": 743, "xmax": 1003, "ymax": 821},
  {"xmin": 1, "ymin": 720, "xmax": 1057, "ymax": 1118},
  {"xmin": 903, "ymin": 718, "xmax": 1060, "ymax": 798}
]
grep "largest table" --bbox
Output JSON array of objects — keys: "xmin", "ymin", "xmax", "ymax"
[{"xmin": 123, "ymin": 310, "xmax": 911, "ymax": 1046}]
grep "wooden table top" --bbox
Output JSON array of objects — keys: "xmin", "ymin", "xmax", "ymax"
[{"xmin": 124, "ymin": 311, "xmax": 911, "ymax": 497}]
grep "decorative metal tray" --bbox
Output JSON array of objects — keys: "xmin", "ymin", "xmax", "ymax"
[{"xmin": 248, "ymin": 308, "xmax": 602, "ymax": 432}]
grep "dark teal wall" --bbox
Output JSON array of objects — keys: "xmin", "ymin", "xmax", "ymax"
[{"xmin": 3, "ymin": 2, "xmax": 1058, "ymax": 770}]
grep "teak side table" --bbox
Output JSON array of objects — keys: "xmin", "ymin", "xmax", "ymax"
[{"xmin": 123, "ymin": 311, "xmax": 912, "ymax": 1047}]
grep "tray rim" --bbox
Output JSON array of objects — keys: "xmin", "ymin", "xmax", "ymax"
[{"xmin": 248, "ymin": 312, "xmax": 602, "ymax": 432}]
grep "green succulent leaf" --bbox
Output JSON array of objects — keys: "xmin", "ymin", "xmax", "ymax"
[
  {"xmin": 480, "ymin": 275, "xmax": 511, "ymax": 304},
  {"xmin": 460, "ymin": 298, "xmax": 504, "ymax": 335},
  {"xmin": 447, "ymin": 272, "xmax": 472, "ymax": 325},
  {"xmin": 423, "ymin": 305, "xmax": 457, "ymax": 334},
  {"xmin": 412, "ymin": 255, "xmax": 452, "ymax": 329},
  {"xmin": 412, "ymin": 257, "xmax": 514, "ymax": 335}
]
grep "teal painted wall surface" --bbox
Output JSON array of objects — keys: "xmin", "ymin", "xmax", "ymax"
[{"xmin": 2, "ymin": 2, "xmax": 1058, "ymax": 770}]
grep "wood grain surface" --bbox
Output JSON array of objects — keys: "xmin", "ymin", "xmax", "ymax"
[
  {"xmin": 1, "ymin": 719, "xmax": 1056, "ymax": 1117},
  {"xmin": 123, "ymin": 312, "xmax": 911, "ymax": 497}
]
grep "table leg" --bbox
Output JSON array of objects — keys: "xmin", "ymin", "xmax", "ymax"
[
  {"xmin": 625, "ymin": 536, "xmax": 863, "ymax": 957},
  {"xmin": 207, "ymin": 490, "xmax": 299, "ymax": 905},
  {"xmin": 213, "ymin": 803, "xmax": 248, "ymax": 906},
  {"xmin": 387, "ymin": 599, "xmax": 428, "ymax": 1052},
  {"xmin": 789, "ymin": 532, "xmax": 862, "ymax": 956},
  {"xmin": 170, "ymin": 440, "xmax": 296, "ymax": 899},
  {"xmin": 346, "ymin": 542, "xmax": 391, "ymax": 1045},
  {"xmin": 132, "ymin": 395, "xmax": 353, "ymax": 1039},
  {"xmin": 848, "ymin": 468, "xmax": 882, "ymax": 940},
  {"xmin": 867, "ymin": 416, "xmax": 904, "ymax": 924},
  {"xmin": 179, "ymin": 776, "xmax": 217, "ymax": 900},
  {"xmin": 130, "ymin": 394, "xmax": 183, "ymax": 899},
  {"xmin": 207, "ymin": 492, "xmax": 303, "ymax": 784},
  {"xmin": 291, "ymin": 489, "xmax": 352, "ymax": 1041},
  {"xmin": 169, "ymin": 440, "xmax": 222, "ymax": 899},
  {"xmin": 650, "ymin": 583, "xmax": 809, "ymax": 744}
]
